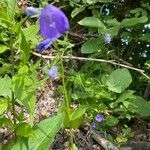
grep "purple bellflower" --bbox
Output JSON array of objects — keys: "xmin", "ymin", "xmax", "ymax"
[
  {"xmin": 91, "ymin": 122, "xmax": 97, "ymax": 129},
  {"xmin": 36, "ymin": 39, "xmax": 52, "ymax": 52},
  {"xmin": 36, "ymin": 5, "xmax": 70, "ymax": 52},
  {"xmin": 95, "ymin": 114, "xmax": 105, "ymax": 122},
  {"xmin": 104, "ymin": 33, "xmax": 112, "ymax": 44},
  {"xmin": 48, "ymin": 66, "xmax": 58, "ymax": 78},
  {"xmin": 25, "ymin": 7, "xmax": 41, "ymax": 17}
]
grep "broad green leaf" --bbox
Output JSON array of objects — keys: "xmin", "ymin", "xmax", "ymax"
[
  {"xmin": 78, "ymin": 17, "xmax": 106, "ymax": 29},
  {"xmin": 70, "ymin": 105, "xmax": 88, "ymax": 121},
  {"xmin": 127, "ymin": 96, "xmax": 150, "ymax": 117},
  {"xmin": 12, "ymin": 113, "xmax": 63, "ymax": 150},
  {"xmin": 81, "ymin": 37, "xmax": 104, "ymax": 54},
  {"xmin": 121, "ymin": 16, "xmax": 148, "ymax": 27},
  {"xmin": 107, "ymin": 26, "xmax": 120, "ymax": 36},
  {"xmin": 106, "ymin": 116, "xmax": 119, "ymax": 127},
  {"xmin": 0, "ymin": 117, "xmax": 12, "ymax": 128},
  {"xmin": 70, "ymin": 105, "xmax": 88, "ymax": 128},
  {"xmin": 106, "ymin": 69, "xmax": 132, "ymax": 93},
  {"xmin": 117, "ymin": 90, "xmax": 135, "ymax": 102},
  {"xmin": 29, "ymin": 113, "xmax": 63, "ymax": 149},
  {"xmin": 0, "ymin": 75, "xmax": 12, "ymax": 98},
  {"xmin": 0, "ymin": 45, "xmax": 9, "ymax": 53},
  {"xmin": 71, "ymin": 6, "xmax": 86, "ymax": 18},
  {"xmin": 106, "ymin": 18, "xmax": 120, "ymax": 26},
  {"xmin": 16, "ymin": 123, "xmax": 35, "ymax": 138},
  {"xmin": 0, "ymin": 98, "xmax": 9, "ymax": 115},
  {"xmin": 70, "ymin": 116, "xmax": 84, "ymax": 128},
  {"xmin": 10, "ymin": 137, "xmax": 29, "ymax": 150}
]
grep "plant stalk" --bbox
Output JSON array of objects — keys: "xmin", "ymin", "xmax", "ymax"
[
  {"xmin": 60, "ymin": 57, "xmax": 74, "ymax": 150},
  {"xmin": 10, "ymin": 33, "xmax": 16, "ymax": 137}
]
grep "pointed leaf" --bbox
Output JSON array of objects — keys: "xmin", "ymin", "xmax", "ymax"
[
  {"xmin": 29, "ymin": 113, "xmax": 63, "ymax": 150},
  {"xmin": 0, "ymin": 75, "xmax": 12, "ymax": 98},
  {"xmin": 12, "ymin": 113, "xmax": 64, "ymax": 150},
  {"xmin": 0, "ymin": 98, "xmax": 9, "ymax": 115},
  {"xmin": 78, "ymin": 17, "xmax": 106, "ymax": 29},
  {"xmin": 121, "ymin": 16, "xmax": 148, "ymax": 27},
  {"xmin": 81, "ymin": 37, "xmax": 104, "ymax": 54}
]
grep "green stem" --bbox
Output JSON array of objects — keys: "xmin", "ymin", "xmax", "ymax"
[
  {"xmin": 10, "ymin": 33, "xmax": 16, "ymax": 137},
  {"xmin": 60, "ymin": 57, "xmax": 74, "ymax": 150}
]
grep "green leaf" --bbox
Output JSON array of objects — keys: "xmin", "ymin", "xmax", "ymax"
[
  {"xmin": 97, "ymin": 0, "xmax": 113, "ymax": 2},
  {"xmin": 29, "ymin": 113, "xmax": 63, "ymax": 149},
  {"xmin": 20, "ymin": 31, "xmax": 31, "ymax": 65},
  {"xmin": 70, "ymin": 105, "xmax": 88, "ymax": 121},
  {"xmin": 140, "ymin": 33, "xmax": 150, "ymax": 42},
  {"xmin": 107, "ymin": 26, "xmax": 120, "ymax": 36},
  {"xmin": 81, "ymin": 37, "xmax": 104, "ymax": 54},
  {"xmin": 121, "ymin": 16, "xmax": 148, "ymax": 27},
  {"xmin": 127, "ymin": 96, "xmax": 150, "ymax": 117},
  {"xmin": 16, "ymin": 123, "xmax": 35, "ymax": 138},
  {"xmin": 13, "ymin": 67, "xmax": 36, "ymax": 123},
  {"xmin": 106, "ymin": 69, "xmax": 132, "ymax": 93},
  {"xmin": 0, "ymin": 117, "xmax": 12, "ymax": 128},
  {"xmin": 78, "ymin": 17, "xmax": 106, "ymax": 29},
  {"xmin": 0, "ymin": 75, "xmax": 12, "ymax": 98},
  {"xmin": 71, "ymin": 6, "xmax": 86, "ymax": 18},
  {"xmin": 12, "ymin": 113, "xmax": 63, "ymax": 150},
  {"xmin": 70, "ymin": 105, "xmax": 88, "ymax": 128},
  {"xmin": 0, "ymin": 98, "xmax": 9, "ymax": 115},
  {"xmin": 117, "ymin": 90, "xmax": 135, "ymax": 103},
  {"xmin": 106, "ymin": 18, "xmax": 120, "ymax": 26},
  {"xmin": 6, "ymin": 0, "xmax": 17, "ymax": 22},
  {"xmin": 22, "ymin": 24, "xmax": 39, "ymax": 42},
  {"xmin": 73, "ymin": 144, "xmax": 78, "ymax": 150},
  {"xmin": 0, "ymin": 45, "xmax": 9, "ymax": 53},
  {"xmin": 106, "ymin": 116, "xmax": 119, "ymax": 127}
]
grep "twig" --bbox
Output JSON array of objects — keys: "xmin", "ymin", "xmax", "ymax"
[
  {"xmin": 90, "ymin": 129, "xmax": 119, "ymax": 150},
  {"xmin": 32, "ymin": 52, "xmax": 150, "ymax": 80}
]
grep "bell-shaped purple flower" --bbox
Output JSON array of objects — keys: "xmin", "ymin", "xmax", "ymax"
[
  {"xmin": 36, "ymin": 39, "xmax": 52, "ymax": 52},
  {"xmin": 39, "ymin": 5, "xmax": 70, "ymax": 40},
  {"xmin": 48, "ymin": 66, "xmax": 58, "ymax": 78},
  {"xmin": 36, "ymin": 5, "xmax": 70, "ymax": 52},
  {"xmin": 95, "ymin": 114, "xmax": 105, "ymax": 122},
  {"xmin": 25, "ymin": 7, "xmax": 41, "ymax": 17}
]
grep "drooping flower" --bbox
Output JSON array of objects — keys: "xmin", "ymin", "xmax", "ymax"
[
  {"xmin": 91, "ymin": 122, "xmax": 97, "ymax": 129},
  {"xmin": 104, "ymin": 33, "xmax": 112, "ymax": 44},
  {"xmin": 25, "ymin": 7, "xmax": 41, "ymax": 17},
  {"xmin": 39, "ymin": 5, "xmax": 70, "ymax": 39},
  {"xmin": 36, "ymin": 39, "xmax": 52, "ymax": 52},
  {"xmin": 48, "ymin": 66, "xmax": 58, "ymax": 78},
  {"xmin": 36, "ymin": 5, "xmax": 70, "ymax": 52},
  {"xmin": 95, "ymin": 114, "xmax": 105, "ymax": 122}
]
